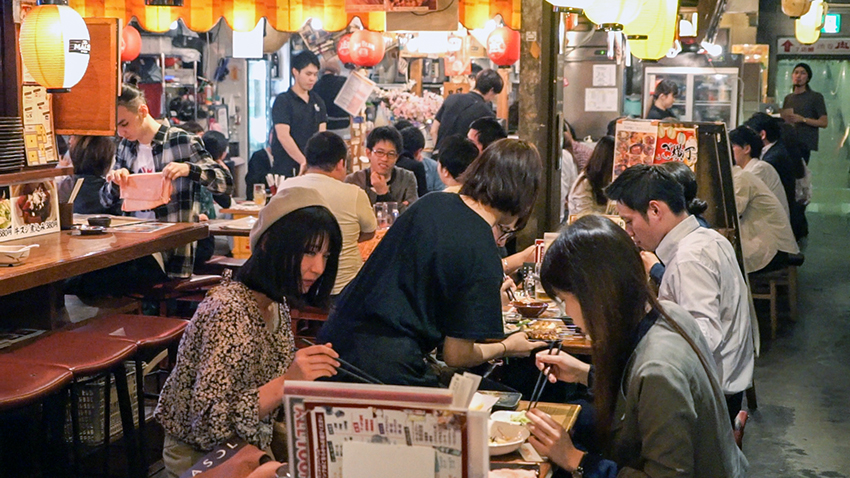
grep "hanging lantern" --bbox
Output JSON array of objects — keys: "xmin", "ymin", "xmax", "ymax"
[
  {"xmin": 263, "ymin": 26, "xmax": 290, "ymax": 54},
  {"xmin": 121, "ymin": 25, "xmax": 142, "ymax": 62},
  {"xmin": 337, "ymin": 34, "xmax": 353, "ymax": 65},
  {"xmin": 545, "ymin": 0, "xmax": 594, "ymax": 13},
  {"xmin": 349, "ymin": 30, "xmax": 385, "ymax": 68},
  {"xmin": 795, "ymin": 0, "xmax": 827, "ymax": 44},
  {"xmin": 783, "ymin": 0, "xmax": 812, "ymax": 18},
  {"xmin": 487, "ymin": 27, "xmax": 520, "ymax": 67},
  {"xmin": 19, "ymin": 1, "xmax": 91, "ymax": 93},
  {"xmin": 624, "ymin": 0, "xmax": 678, "ymax": 61},
  {"xmin": 584, "ymin": 0, "xmax": 645, "ymax": 31}
]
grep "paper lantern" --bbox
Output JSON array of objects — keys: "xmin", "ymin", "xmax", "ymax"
[
  {"xmin": 349, "ymin": 30, "xmax": 385, "ymax": 68},
  {"xmin": 624, "ymin": 0, "xmax": 678, "ymax": 61},
  {"xmin": 263, "ymin": 26, "xmax": 290, "ymax": 54},
  {"xmin": 121, "ymin": 25, "xmax": 141, "ymax": 62},
  {"xmin": 783, "ymin": 0, "xmax": 812, "ymax": 18},
  {"xmin": 795, "ymin": 0, "xmax": 827, "ymax": 45},
  {"xmin": 487, "ymin": 27, "xmax": 520, "ymax": 67},
  {"xmin": 584, "ymin": 0, "xmax": 645, "ymax": 31},
  {"xmin": 545, "ymin": 0, "xmax": 594, "ymax": 12},
  {"xmin": 19, "ymin": 2, "xmax": 91, "ymax": 93},
  {"xmin": 337, "ymin": 34, "xmax": 353, "ymax": 64}
]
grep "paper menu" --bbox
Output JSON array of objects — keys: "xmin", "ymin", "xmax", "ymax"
[
  {"xmin": 613, "ymin": 119, "xmax": 658, "ymax": 179},
  {"xmin": 21, "ymin": 86, "xmax": 58, "ymax": 166},
  {"xmin": 335, "ymin": 71, "xmax": 376, "ymax": 117},
  {"xmin": 342, "ymin": 441, "xmax": 435, "ymax": 478}
]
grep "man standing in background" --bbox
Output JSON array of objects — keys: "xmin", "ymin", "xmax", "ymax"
[
  {"xmin": 782, "ymin": 62, "xmax": 827, "ymax": 165},
  {"xmin": 313, "ymin": 59, "xmax": 350, "ymax": 139},
  {"xmin": 430, "ymin": 69, "xmax": 503, "ymax": 153},
  {"xmin": 271, "ymin": 50, "xmax": 327, "ymax": 178}
]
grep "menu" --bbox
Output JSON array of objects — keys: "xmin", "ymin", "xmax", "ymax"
[
  {"xmin": 654, "ymin": 124, "xmax": 698, "ymax": 168},
  {"xmin": 335, "ymin": 71, "xmax": 377, "ymax": 117},
  {"xmin": 21, "ymin": 86, "xmax": 59, "ymax": 166},
  {"xmin": 0, "ymin": 179, "xmax": 60, "ymax": 243},
  {"xmin": 613, "ymin": 119, "xmax": 699, "ymax": 179}
]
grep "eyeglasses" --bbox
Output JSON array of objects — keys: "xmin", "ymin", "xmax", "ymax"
[
  {"xmin": 370, "ymin": 149, "xmax": 398, "ymax": 160},
  {"xmin": 494, "ymin": 223, "xmax": 519, "ymax": 243}
]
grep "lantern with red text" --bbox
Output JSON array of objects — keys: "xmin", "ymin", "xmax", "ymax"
[
  {"xmin": 121, "ymin": 25, "xmax": 141, "ymax": 62},
  {"xmin": 487, "ymin": 27, "xmax": 520, "ymax": 67},
  {"xmin": 337, "ymin": 34, "xmax": 353, "ymax": 65},
  {"xmin": 349, "ymin": 30, "xmax": 385, "ymax": 67}
]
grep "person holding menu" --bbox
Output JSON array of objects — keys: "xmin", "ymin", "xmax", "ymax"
[{"xmin": 318, "ymin": 139, "xmax": 545, "ymax": 387}]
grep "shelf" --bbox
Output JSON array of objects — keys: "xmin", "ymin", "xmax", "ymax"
[{"xmin": 0, "ymin": 166, "xmax": 73, "ymax": 185}]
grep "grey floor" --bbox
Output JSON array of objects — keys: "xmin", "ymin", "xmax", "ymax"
[{"xmin": 744, "ymin": 147, "xmax": 850, "ymax": 476}]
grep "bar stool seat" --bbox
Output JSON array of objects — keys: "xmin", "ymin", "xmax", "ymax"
[
  {"xmin": 0, "ymin": 360, "xmax": 72, "ymax": 412},
  {"xmin": 128, "ymin": 274, "xmax": 222, "ymax": 316}
]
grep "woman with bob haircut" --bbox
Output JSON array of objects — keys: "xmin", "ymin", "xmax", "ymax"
[
  {"xmin": 155, "ymin": 187, "xmax": 343, "ymax": 477},
  {"xmin": 318, "ymin": 138, "xmax": 546, "ymax": 387},
  {"xmin": 526, "ymin": 215, "xmax": 747, "ymax": 478}
]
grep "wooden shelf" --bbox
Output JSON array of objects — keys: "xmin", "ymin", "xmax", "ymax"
[{"xmin": 0, "ymin": 166, "xmax": 72, "ymax": 185}]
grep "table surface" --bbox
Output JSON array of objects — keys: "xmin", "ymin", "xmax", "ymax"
[
  {"xmin": 208, "ymin": 218, "xmax": 253, "ymax": 237},
  {"xmin": 0, "ymin": 222, "xmax": 208, "ymax": 296}
]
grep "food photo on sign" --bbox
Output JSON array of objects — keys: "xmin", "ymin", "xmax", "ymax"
[
  {"xmin": 613, "ymin": 119, "xmax": 658, "ymax": 178},
  {"xmin": 654, "ymin": 125, "xmax": 698, "ymax": 169}
]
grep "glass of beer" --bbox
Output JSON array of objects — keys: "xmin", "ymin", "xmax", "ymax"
[{"xmin": 253, "ymin": 184, "xmax": 267, "ymax": 207}]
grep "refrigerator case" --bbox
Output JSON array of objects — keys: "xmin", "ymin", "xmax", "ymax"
[
  {"xmin": 247, "ymin": 58, "xmax": 271, "ymax": 159},
  {"xmin": 644, "ymin": 67, "xmax": 740, "ymax": 128}
]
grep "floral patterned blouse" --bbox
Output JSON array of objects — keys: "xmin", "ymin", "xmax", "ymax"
[{"xmin": 154, "ymin": 272, "xmax": 295, "ymax": 451}]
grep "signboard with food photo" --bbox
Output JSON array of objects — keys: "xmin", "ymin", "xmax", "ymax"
[
  {"xmin": 654, "ymin": 124, "xmax": 698, "ymax": 168},
  {"xmin": 613, "ymin": 119, "xmax": 658, "ymax": 178},
  {"xmin": 0, "ymin": 187, "xmax": 11, "ymax": 240},
  {"xmin": 0, "ymin": 180, "xmax": 59, "ymax": 243}
]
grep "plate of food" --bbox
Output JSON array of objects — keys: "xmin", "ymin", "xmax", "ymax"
[
  {"xmin": 489, "ymin": 412, "xmax": 531, "ymax": 456},
  {"xmin": 12, "ymin": 181, "xmax": 55, "ymax": 225},
  {"xmin": 0, "ymin": 188, "xmax": 11, "ymax": 230}
]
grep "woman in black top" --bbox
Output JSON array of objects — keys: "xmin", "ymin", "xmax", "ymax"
[{"xmin": 646, "ymin": 79, "xmax": 679, "ymax": 120}]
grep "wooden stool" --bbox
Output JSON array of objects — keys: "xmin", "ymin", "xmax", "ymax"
[
  {"xmin": 70, "ymin": 314, "xmax": 189, "ymax": 475},
  {"xmin": 129, "ymin": 274, "xmax": 222, "ymax": 316},
  {"xmin": 750, "ymin": 253, "xmax": 804, "ymax": 339},
  {"xmin": 3, "ymin": 331, "xmax": 142, "ymax": 478}
]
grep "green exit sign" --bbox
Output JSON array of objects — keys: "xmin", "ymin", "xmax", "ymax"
[{"xmin": 823, "ymin": 13, "xmax": 840, "ymax": 34}]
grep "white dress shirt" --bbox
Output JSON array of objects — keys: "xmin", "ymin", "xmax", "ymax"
[
  {"xmin": 743, "ymin": 158, "xmax": 789, "ymax": 218},
  {"xmin": 655, "ymin": 215, "xmax": 755, "ymax": 395},
  {"xmin": 732, "ymin": 166, "xmax": 799, "ymax": 273},
  {"xmin": 560, "ymin": 149, "xmax": 578, "ymax": 222}
]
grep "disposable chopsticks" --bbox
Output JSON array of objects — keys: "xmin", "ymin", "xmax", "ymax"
[
  {"xmin": 298, "ymin": 338, "xmax": 384, "ymax": 385},
  {"xmin": 527, "ymin": 340, "xmax": 562, "ymax": 410}
]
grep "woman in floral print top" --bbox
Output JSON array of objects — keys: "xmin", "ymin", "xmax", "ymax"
[{"xmin": 155, "ymin": 188, "xmax": 343, "ymax": 478}]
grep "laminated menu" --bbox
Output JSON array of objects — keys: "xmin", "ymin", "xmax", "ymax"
[
  {"xmin": 119, "ymin": 173, "xmax": 172, "ymax": 212},
  {"xmin": 613, "ymin": 119, "xmax": 699, "ymax": 179},
  {"xmin": 0, "ymin": 180, "xmax": 60, "ymax": 243},
  {"xmin": 284, "ymin": 381, "xmax": 488, "ymax": 478}
]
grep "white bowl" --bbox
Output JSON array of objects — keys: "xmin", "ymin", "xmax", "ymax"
[
  {"xmin": 491, "ymin": 410, "xmax": 530, "ymax": 425},
  {"xmin": 0, "ymin": 244, "xmax": 37, "ymax": 266},
  {"xmin": 489, "ymin": 417, "xmax": 530, "ymax": 456}
]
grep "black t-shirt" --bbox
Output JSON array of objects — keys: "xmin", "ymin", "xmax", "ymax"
[
  {"xmin": 783, "ymin": 89, "xmax": 827, "ymax": 152},
  {"xmin": 646, "ymin": 104, "xmax": 677, "ymax": 120},
  {"xmin": 434, "ymin": 91, "xmax": 495, "ymax": 152},
  {"xmin": 313, "ymin": 74, "xmax": 350, "ymax": 130},
  {"xmin": 317, "ymin": 193, "xmax": 505, "ymax": 386},
  {"xmin": 271, "ymin": 89, "xmax": 327, "ymax": 177}
]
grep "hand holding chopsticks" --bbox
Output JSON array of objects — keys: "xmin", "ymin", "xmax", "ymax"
[
  {"xmin": 298, "ymin": 338, "xmax": 384, "ymax": 384},
  {"xmin": 528, "ymin": 340, "xmax": 562, "ymax": 410}
]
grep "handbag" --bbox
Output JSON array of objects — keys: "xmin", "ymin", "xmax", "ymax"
[
  {"xmin": 180, "ymin": 437, "xmax": 273, "ymax": 478},
  {"xmin": 120, "ymin": 172, "xmax": 172, "ymax": 212}
]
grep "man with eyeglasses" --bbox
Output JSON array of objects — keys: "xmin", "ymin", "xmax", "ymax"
[{"xmin": 345, "ymin": 126, "xmax": 418, "ymax": 212}]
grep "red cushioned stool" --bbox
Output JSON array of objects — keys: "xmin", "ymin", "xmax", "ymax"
[
  {"xmin": 128, "ymin": 275, "xmax": 222, "ymax": 316},
  {"xmin": 71, "ymin": 314, "xmax": 188, "ymax": 474},
  {"xmin": 3, "ymin": 331, "xmax": 142, "ymax": 478}
]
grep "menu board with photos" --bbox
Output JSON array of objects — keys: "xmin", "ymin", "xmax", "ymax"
[
  {"xmin": 654, "ymin": 124, "xmax": 698, "ymax": 167},
  {"xmin": 613, "ymin": 119, "xmax": 699, "ymax": 179},
  {"xmin": 21, "ymin": 86, "xmax": 59, "ymax": 166},
  {"xmin": 0, "ymin": 179, "xmax": 60, "ymax": 243}
]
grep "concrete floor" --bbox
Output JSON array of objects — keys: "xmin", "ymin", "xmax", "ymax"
[{"xmin": 744, "ymin": 149, "xmax": 850, "ymax": 476}]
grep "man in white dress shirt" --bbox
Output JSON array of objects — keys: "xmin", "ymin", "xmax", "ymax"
[
  {"xmin": 606, "ymin": 164, "xmax": 755, "ymax": 421},
  {"xmin": 729, "ymin": 126, "xmax": 789, "ymax": 219}
]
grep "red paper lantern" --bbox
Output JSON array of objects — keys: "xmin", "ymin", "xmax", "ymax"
[
  {"xmin": 337, "ymin": 34, "xmax": 353, "ymax": 64},
  {"xmin": 121, "ymin": 25, "xmax": 141, "ymax": 62},
  {"xmin": 487, "ymin": 27, "xmax": 520, "ymax": 67},
  {"xmin": 349, "ymin": 30, "xmax": 385, "ymax": 67}
]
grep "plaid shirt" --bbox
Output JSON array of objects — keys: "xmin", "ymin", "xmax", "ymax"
[{"xmin": 101, "ymin": 124, "xmax": 233, "ymax": 278}]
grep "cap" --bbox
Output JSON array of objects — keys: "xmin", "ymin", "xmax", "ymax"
[{"xmin": 249, "ymin": 186, "xmax": 330, "ymax": 249}]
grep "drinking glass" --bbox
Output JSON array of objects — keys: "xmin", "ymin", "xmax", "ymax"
[
  {"xmin": 385, "ymin": 202, "xmax": 399, "ymax": 226},
  {"xmin": 253, "ymin": 184, "xmax": 267, "ymax": 207},
  {"xmin": 374, "ymin": 202, "xmax": 390, "ymax": 229}
]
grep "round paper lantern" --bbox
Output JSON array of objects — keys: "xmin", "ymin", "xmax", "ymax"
[
  {"xmin": 263, "ymin": 27, "xmax": 290, "ymax": 54},
  {"xmin": 349, "ymin": 30, "xmax": 385, "ymax": 68},
  {"xmin": 337, "ymin": 34, "xmax": 353, "ymax": 64},
  {"xmin": 795, "ymin": 0, "xmax": 826, "ymax": 44},
  {"xmin": 783, "ymin": 0, "xmax": 812, "ymax": 18},
  {"xmin": 624, "ymin": 0, "xmax": 677, "ymax": 61},
  {"xmin": 487, "ymin": 27, "xmax": 520, "ymax": 67},
  {"xmin": 121, "ymin": 25, "xmax": 141, "ymax": 62},
  {"xmin": 19, "ymin": 3, "xmax": 91, "ymax": 92},
  {"xmin": 584, "ymin": 0, "xmax": 645, "ymax": 31}
]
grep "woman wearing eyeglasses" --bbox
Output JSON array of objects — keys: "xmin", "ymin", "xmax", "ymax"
[
  {"xmin": 319, "ymin": 138, "xmax": 546, "ymax": 387},
  {"xmin": 345, "ymin": 126, "xmax": 419, "ymax": 213}
]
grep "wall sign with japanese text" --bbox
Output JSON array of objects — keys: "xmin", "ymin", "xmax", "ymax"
[{"xmin": 777, "ymin": 37, "xmax": 850, "ymax": 55}]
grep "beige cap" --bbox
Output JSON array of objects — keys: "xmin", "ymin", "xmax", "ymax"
[{"xmin": 250, "ymin": 186, "xmax": 330, "ymax": 249}]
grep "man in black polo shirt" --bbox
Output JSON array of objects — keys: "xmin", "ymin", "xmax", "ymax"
[
  {"xmin": 430, "ymin": 69, "xmax": 503, "ymax": 153},
  {"xmin": 271, "ymin": 50, "xmax": 328, "ymax": 178}
]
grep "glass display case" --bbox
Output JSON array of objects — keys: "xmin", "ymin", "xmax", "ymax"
[{"xmin": 644, "ymin": 67, "xmax": 739, "ymax": 128}]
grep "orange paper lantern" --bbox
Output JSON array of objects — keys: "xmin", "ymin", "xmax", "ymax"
[
  {"xmin": 121, "ymin": 25, "xmax": 142, "ymax": 62},
  {"xmin": 349, "ymin": 30, "xmax": 385, "ymax": 68},
  {"xmin": 337, "ymin": 34, "xmax": 353, "ymax": 65},
  {"xmin": 19, "ymin": 3, "xmax": 91, "ymax": 92},
  {"xmin": 487, "ymin": 27, "xmax": 520, "ymax": 67}
]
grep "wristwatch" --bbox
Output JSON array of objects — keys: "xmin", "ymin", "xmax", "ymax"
[{"xmin": 571, "ymin": 452, "xmax": 588, "ymax": 478}]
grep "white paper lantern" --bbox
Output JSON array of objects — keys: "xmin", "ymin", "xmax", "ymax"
[
  {"xmin": 624, "ymin": 0, "xmax": 678, "ymax": 61},
  {"xmin": 795, "ymin": 0, "xmax": 827, "ymax": 45},
  {"xmin": 19, "ymin": 2, "xmax": 91, "ymax": 92},
  {"xmin": 584, "ymin": 0, "xmax": 646, "ymax": 31}
]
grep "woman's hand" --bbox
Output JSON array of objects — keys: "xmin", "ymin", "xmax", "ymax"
[
  {"xmin": 284, "ymin": 343, "xmax": 340, "ymax": 381},
  {"xmin": 535, "ymin": 349, "xmax": 591, "ymax": 385},
  {"xmin": 500, "ymin": 276, "xmax": 517, "ymax": 308},
  {"xmin": 502, "ymin": 332, "xmax": 546, "ymax": 358},
  {"xmin": 526, "ymin": 409, "xmax": 585, "ymax": 472}
]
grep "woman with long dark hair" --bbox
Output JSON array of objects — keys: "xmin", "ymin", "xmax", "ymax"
[
  {"xmin": 566, "ymin": 136, "xmax": 616, "ymax": 218},
  {"xmin": 155, "ymin": 187, "xmax": 343, "ymax": 477},
  {"xmin": 526, "ymin": 215, "xmax": 747, "ymax": 477}
]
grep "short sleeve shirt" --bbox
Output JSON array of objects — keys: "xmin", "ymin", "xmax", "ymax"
[
  {"xmin": 271, "ymin": 89, "xmax": 328, "ymax": 177},
  {"xmin": 783, "ymin": 89, "xmax": 827, "ymax": 151},
  {"xmin": 434, "ymin": 91, "xmax": 495, "ymax": 152},
  {"xmin": 317, "ymin": 193, "xmax": 504, "ymax": 386}
]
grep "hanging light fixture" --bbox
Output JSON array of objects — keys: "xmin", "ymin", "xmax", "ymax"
[
  {"xmin": 545, "ymin": 0, "xmax": 594, "ymax": 13},
  {"xmin": 783, "ymin": 0, "xmax": 812, "ymax": 19},
  {"xmin": 584, "ymin": 0, "xmax": 646, "ymax": 31},
  {"xmin": 19, "ymin": 0, "xmax": 91, "ymax": 93},
  {"xmin": 795, "ymin": 0, "xmax": 827, "ymax": 44},
  {"xmin": 624, "ymin": 0, "xmax": 678, "ymax": 61}
]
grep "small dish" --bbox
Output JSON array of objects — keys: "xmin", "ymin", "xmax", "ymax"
[
  {"xmin": 488, "ymin": 418, "xmax": 531, "ymax": 456},
  {"xmin": 73, "ymin": 225, "xmax": 106, "ymax": 236},
  {"xmin": 87, "ymin": 215, "xmax": 112, "ymax": 227},
  {"xmin": 512, "ymin": 300, "xmax": 548, "ymax": 318},
  {"xmin": 0, "ymin": 244, "xmax": 38, "ymax": 266}
]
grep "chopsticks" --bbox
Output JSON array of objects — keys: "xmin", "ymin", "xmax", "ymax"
[
  {"xmin": 298, "ymin": 338, "xmax": 384, "ymax": 385},
  {"xmin": 527, "ymin": 340, "xmax": 562, "ymax": 410},
  {"xmin": 68, "ymin": 177, "xmax": 84, "ymax": 204},
  {"xmin": 503, "ymin": 273, "xmax": 516, "ymax": 302}
]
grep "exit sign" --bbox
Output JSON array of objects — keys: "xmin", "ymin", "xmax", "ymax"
[{"xmin": 823, "ymin": 13, "xmax": 840, "ymax": 34}]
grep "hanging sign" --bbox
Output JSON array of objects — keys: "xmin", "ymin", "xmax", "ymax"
[
  {"xmin": 777, "ymin": 37, "xmax": 850, "ymax": 54},
  {"xmin": 612, "ymin": 119, "xmax": 699, "ymax": 179}
]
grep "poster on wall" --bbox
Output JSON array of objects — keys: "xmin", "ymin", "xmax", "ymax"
[
  {"xmin": 654, "ymin": 125, "xmax": 698, "ymax": 168},
  {"xmin": 346, "ymin": 0, "xmax": 387, "ymax": 12},
  {"xmin": 21, "ymin": 86, "xmax": 59, "ymax": 166},
  {"xmin": 613, "ymin": 120, "xmax": 658, "ymax": 178}
]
